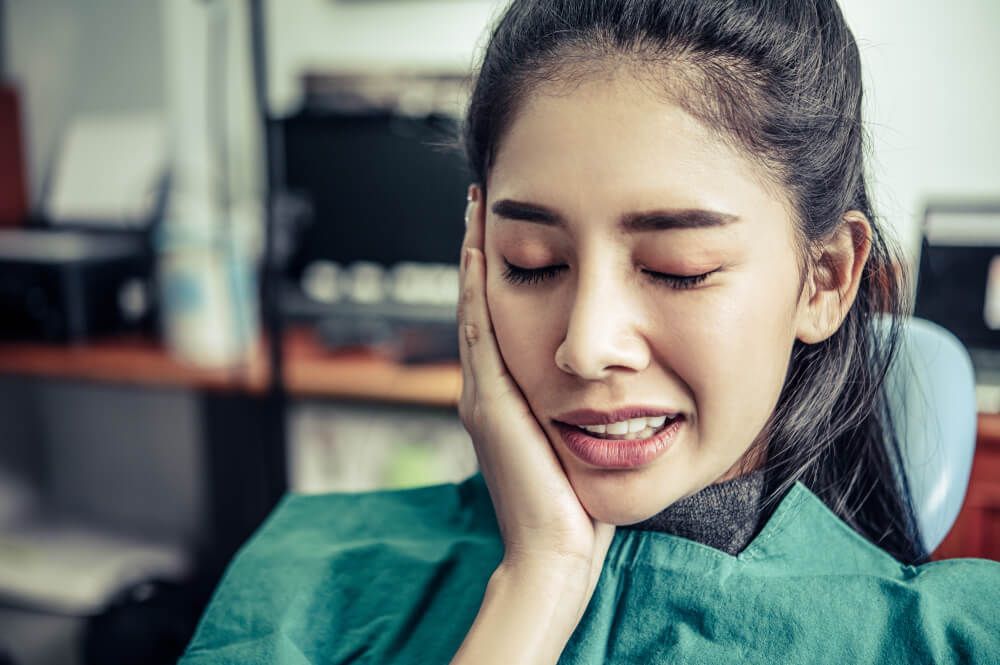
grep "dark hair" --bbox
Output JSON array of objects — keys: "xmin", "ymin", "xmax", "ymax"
[{"xmin": 460, "ymin": 0, "xmax": 927, "ymax": 564}]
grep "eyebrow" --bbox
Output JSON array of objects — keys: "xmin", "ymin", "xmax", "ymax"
[{"xmin": 490, "ymin": 199, "xmax": 740, "ymax": 232}]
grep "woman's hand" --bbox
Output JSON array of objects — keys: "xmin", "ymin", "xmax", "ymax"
[{"xmin": 451, "ymin": 184, "xmax": 615, "ymax": 664}]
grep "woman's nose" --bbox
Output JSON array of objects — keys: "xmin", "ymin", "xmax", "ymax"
[{"xmin": 553, "ymin": 275, "xmax": 650, "ymax": 381}]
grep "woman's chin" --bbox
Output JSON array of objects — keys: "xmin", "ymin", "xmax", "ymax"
[
  {"xmin": 581, "ymin": 500, "xmax": 672, "ymax": 526},
  {"xmin": 585, "ymin": 504, "xmax": 657, "ymax": 526},
  {"xmin": 573, "ymin": 478, "xmax": 686, "ymax": 526}
]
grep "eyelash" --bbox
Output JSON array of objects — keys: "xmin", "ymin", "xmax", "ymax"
[{"xmin": 500, "ymin": 259, "xmax": 715, "ymax": 289}]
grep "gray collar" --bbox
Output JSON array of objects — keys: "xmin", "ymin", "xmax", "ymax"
[{"xmin": 625, "ymin": 469, "xmax": 767, "ymax": 556}]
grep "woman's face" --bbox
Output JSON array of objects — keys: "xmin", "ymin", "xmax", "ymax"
[{"xmin": 484, "ymin": 71, "xmax": 812, "ymax": 525}]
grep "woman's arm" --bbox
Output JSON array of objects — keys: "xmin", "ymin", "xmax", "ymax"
[
  {"xmin": 451, "ymin": 557, "xmax": 591, "ymax": 665},
  {"xmin": 450, "ymin": 185, "xmax": 615, "ymax": 664}
]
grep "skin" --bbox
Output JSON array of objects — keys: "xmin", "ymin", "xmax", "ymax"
[{"xmin": 452, "ymin": 68, "xmax": 871, "ymax": 664}]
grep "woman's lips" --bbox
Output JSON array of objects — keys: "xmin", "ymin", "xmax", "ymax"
[{"xmin": 554, "ymin": 416, "xmax": 684, "ymax": 469}]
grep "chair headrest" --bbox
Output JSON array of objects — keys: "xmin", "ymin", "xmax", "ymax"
[{"xmin": 881, "ymin": 316, "xmax": 977, "ymax": 552}]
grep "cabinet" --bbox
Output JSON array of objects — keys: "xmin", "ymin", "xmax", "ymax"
[{"xmin": 931, "ymin": 415, "xmax": 1000, "ymax": 560}]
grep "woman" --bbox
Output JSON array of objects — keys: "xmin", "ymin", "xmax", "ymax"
[{"xmin": 182, "ymin": 1, "xmax": 1000, "ymax": 663}]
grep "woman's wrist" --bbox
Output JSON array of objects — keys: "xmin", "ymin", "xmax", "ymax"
[
  {"xmin": 450, "ymin": 557, "xmax": 592, "ymax": 665},
  {"xmin": 497, "ymin": 554, "xmax": 596, "ymax": 625}
]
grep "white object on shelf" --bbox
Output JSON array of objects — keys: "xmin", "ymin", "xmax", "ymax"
[
  {"xmin": 157, "ymin": 203, "xmax": 260, "ymax": 369},
  {"xmin": 0, "ymin": 521, "xmax": 189, "ymax": 616},
  {"xmin": 45, "ymin": 112, "xmax": 167, "ymax": 228}
]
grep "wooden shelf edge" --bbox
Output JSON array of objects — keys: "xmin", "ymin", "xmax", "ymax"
[{"xmin": 0, "ymin": 328, "xmax": 462, "ymax": 406}]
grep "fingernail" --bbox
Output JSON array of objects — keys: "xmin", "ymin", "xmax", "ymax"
[{"xmin": 464, "ymin": 200, "xmax": 472, "ymax": 228}]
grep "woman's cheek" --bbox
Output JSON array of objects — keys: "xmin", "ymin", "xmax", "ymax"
[
  {"xmin": 649, "ymin": 289, "xmax": 753, "ymax": 411},
  {"xmin": 485, "ymin": 284, "xmax": 540, "ymax": 389},
  {"xmin": 685, "ymin": 282, "xmax": 793, "ymax": 438}
]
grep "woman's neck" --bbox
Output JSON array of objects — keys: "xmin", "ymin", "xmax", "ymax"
[{"xmin": 624, "ymin": 469, "xmax": 768, "ymax": 556}]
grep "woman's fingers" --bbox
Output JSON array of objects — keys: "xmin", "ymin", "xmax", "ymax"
[
  {"xmin": 462, "ymin": 251, "xmax": 513, "ymax": 400},
  {"xmin": 457, "ymin": 186, "xmax": 480, "ymax": 408},
  {"xmin": 458, "ymin": 185, "xmax": 510, "ymax": 408}
]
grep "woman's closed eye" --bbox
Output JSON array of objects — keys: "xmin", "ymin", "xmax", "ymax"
[
  {"xmin": 501, "ymin": 261, "xmax": 565, "ymax": 286},
  {"xmin": 500, "ymin": 258, "xmax": 717, "ymax": 290}
]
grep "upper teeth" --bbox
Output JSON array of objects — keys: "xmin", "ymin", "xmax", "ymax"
[{"xmin": 581, "ymin": 415, "xmax": 670, "ymax": 435}]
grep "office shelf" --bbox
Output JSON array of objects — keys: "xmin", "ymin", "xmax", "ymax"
[{"xmin": 0, "ymin": 327, "xmax": 461, "ymax": 407}]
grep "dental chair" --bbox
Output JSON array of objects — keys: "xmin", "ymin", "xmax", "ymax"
[{"xmin": 884, "ymin": 316, "xmax": 978, "ymax": 553}]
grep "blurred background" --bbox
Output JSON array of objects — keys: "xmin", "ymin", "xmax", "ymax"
[{"xmin": 0, "ymin": 0, "xmax": 997, "ymax": 663}]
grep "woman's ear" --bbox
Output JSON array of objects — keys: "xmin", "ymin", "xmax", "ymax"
[{"xmin": 795, "ymin": 211, "xmax": 872, "ymax": 344}]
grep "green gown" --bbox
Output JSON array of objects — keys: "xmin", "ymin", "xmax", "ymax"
[{"xmin": 180, "ymin": 472, "xmax": 1000, "ymax": 664}]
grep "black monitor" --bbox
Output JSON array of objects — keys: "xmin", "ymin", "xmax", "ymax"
[
  {"xmin": 280, "ymin": 110, "xmax": 471, "ymax": 282},
  {"xmin": 914, "ymin": 203, "xmax": 1000, "ymax": 351}
]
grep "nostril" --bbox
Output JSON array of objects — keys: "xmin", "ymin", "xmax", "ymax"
[
  {"xmin": 554, "ymin": 337, "xmax": 649, "ymax": 380},
  {"xmin": 554, "ymin": 343, "xmax": 595, "ymax": 378},
  {"xmin": 555, "ymin": 353, "xmax": 575, "ymax": 375}
]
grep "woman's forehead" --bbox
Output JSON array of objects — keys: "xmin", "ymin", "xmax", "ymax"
[{"xmin": 488, "ymin": 75, "xmax": 791, "ymax": 229}]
